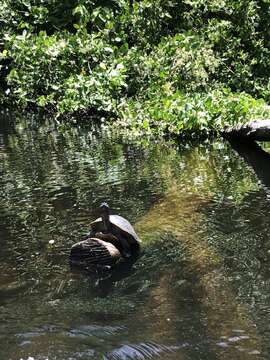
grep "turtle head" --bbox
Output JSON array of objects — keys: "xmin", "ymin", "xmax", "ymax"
[
  {"xmin": 99, "ymin": 202, "xmax": 110, "ymax": 231},
  {"xmin": 100, "ymin": 202, "xmax": 110, "ymax": 213}
]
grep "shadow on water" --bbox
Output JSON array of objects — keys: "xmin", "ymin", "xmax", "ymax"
[
  {"xmin": 0, "ymin": 112, "xmax": 270, "ymax": 359},
  {"xmin": 227, "ymin": 139, "xmax": 270, "ymax": 190}
]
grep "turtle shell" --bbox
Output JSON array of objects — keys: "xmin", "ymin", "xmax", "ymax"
[{"xmin": 91, "ymin": 215, "xmax": 141, "ymax": 245}]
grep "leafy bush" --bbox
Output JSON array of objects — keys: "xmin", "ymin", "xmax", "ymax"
[
  {"xmin": 118, "ymin": 88, "xmax": 270, "ymax": 137},
  {"xmin": 5, "ymin": 30, "xmax": 127, "ymax": 113},
  {"xmin": 1, "ymin": 0, "xmax": 270, "ymax": 137}
]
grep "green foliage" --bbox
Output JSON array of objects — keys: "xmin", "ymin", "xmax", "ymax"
[
  {"xmin": 5, "ymin": 30, "xmax": 127, "ymax": 113},
  {"xmin": 1, "ymin": 0, "xmax": 270, "ymax": 136},
  {"xmin": 118, "ymin": 88, "xmax": 270, "ymax": 137}
]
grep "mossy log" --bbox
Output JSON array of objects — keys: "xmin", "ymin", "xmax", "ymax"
[
  {"xmin": 70, "ymin": 238, "xmax": 121, "ymax": 270},
  {"xmin": 223, "ymin": 120, "xmax": 270, "ymax": 141}
]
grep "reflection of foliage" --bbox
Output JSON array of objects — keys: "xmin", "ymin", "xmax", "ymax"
[
  {"xmin": 141, "ymin": 234, "xmax": 188, "ymax": 267},
  {"xmin": 0, "ymin": 116, "xmax": 263, "ymax": 279},
  {"xmin": 2, "ymin": 117, "xmax": 270, "ymax": 358},
  {"xmin": 0, "ymin": 117, "xmax": 165, "ymax": 231},
  {"xmin": 262, "ymin": 142, "xmax": 270, "ymax": 153},
  {"xmin": 202, "ymin": 189, "xmax": 270, "ymax": 310},
  {"xmin": 174, "ymin": 141, "xmax": 259, "ymax": 203}
]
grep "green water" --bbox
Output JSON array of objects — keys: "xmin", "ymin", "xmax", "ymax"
[{"xmin": 1, "ymin": 112, "xmax": 270, "ymax": 360}]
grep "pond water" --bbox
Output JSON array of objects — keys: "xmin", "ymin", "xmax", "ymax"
[{"xmin": 1, "ymin": 112, "xmax": 270, "ymax": 360}]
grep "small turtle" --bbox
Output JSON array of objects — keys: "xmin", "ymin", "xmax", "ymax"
[{"xmin": 90, "ymin": 203, "xmax": 141, "ymax": 258}]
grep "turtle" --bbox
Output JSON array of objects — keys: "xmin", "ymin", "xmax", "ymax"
[
  {"xmin": 90, "ymin": 203, "xmax": 141, "ymax": 258},
  {"xmin": 69, "ymin": 237, "xmax": 121, "ymax": 271}
]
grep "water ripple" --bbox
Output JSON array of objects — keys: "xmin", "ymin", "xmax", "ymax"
[
  {"xmin": 68, "ymin": 324, "xmax": 125, "ymax": 338},
  {"xmin": 103, "ymin": 341, "xmax": 182, "ymax": 360}
]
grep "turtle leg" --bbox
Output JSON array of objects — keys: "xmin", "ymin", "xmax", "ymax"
[
  {"xmin": 95, "ymin": 232, "xmax": 120, "ymax": 247},
  {"xmin": 88, "ymin": 229, "xmax": 96, "ymax": 238},
  {"xmin": 117, "ymin": 234, "xmax": 131, "ymax": 258},
  {"xmin": 82, "ymin": 230, "xmax": 92, "ymax": 240}
]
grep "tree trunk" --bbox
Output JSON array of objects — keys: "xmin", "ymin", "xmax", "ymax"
[{"xmin": 223, "ymin": 120, "xmax": 270, "ymax": 141}]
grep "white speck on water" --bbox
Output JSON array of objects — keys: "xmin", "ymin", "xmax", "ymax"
[
  {"xmin": 228, "ymin": 336, "xmax": 242, "ymax": 342},
  {"xmin": 239, "ymin": 335, "xmax": 250, "ymax": 340},
  {"xmin": 19, "ymin": 340, "xmax": 31, "ymax": 347},
  {"xmin": 248, "ymin": 350, "xmax": 261, "ymax": 355},
  {"xmin": 236, "ymin": 346, "xmax": 245, "ymax": 352},
  {"xmin": 216, "ymin": 342, "xmax": 229, "ymax": 348}
]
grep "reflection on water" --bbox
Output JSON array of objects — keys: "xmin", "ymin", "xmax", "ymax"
[{"xmin": 0, "ymin": 112, "xmax": 270, "ymax": 359}]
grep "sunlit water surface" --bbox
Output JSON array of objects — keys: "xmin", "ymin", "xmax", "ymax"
[{"xmin": 1, "ymin": 113, "xmax": 270, "ymax": 360}]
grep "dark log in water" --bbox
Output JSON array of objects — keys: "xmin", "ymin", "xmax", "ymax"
[
  {"xmin": 223, "ymin": 120, "xmax": 270, "ymax": 141},
  {"xmin": 70, "ymin": 238, "xmax": 121, "ymax": 270}
]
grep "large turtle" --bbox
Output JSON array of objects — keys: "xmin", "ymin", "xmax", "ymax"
[{"xmin": 90, "ymin": 203, "xmax": 141, "ymax": 258}]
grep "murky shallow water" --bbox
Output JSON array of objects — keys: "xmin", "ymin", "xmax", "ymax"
[{"xmin": 1, "ymin": 112, "xmax": 270, "ymax": 360}]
